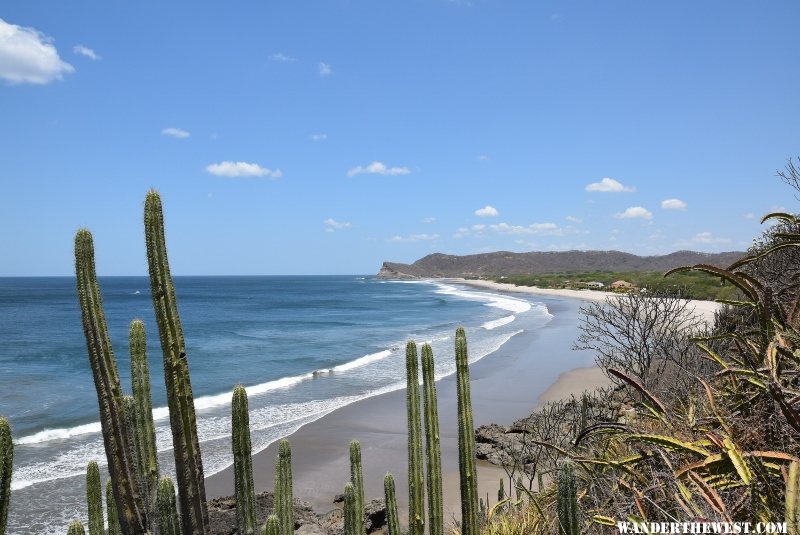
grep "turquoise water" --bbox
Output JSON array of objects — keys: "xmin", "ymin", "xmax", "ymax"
[{"xmin": 0, "ymin": 276, "xmax": 551, "ymax": 533}]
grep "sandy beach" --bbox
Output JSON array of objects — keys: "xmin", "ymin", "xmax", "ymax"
[
  {"xmin": 205, "ymin": 294, "xmax": 605, "ymax": 523},
  {"xmin": 451, "ymin": 278, "xmax": 722, "ymax": 323}
]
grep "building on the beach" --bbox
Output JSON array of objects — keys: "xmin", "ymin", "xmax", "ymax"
[
  {"xmin": 610, "ymin": 280, "xmax": 635, "ymax": 291},
  {"xmin": 586, "ymin": 281, "xmax": 605, "ymax": 288}
]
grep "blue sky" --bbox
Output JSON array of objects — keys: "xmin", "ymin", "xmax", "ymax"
[{"xmin": 1, "ymin": 1, "xmax": 798, "ymax": 276}]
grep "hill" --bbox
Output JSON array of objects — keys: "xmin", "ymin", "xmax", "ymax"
[{"xmin": 376, "ymin": 250, "xmax": 744, "ymax": 279}]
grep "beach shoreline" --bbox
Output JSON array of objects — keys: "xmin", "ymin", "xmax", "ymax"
[
  {"xmin": 205, "ymin": 290, "xmax": 607, "ymax": 524},
  {"xmin": 448, "ymin": 277, "xmax": 722, "ymax": 323}
]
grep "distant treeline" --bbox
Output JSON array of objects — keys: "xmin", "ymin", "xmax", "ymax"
[{"xmin": 489, "ymin": 270, "xmax": 738, "ymax": 301}]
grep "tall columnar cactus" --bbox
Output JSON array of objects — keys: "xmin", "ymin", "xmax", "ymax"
[
  {"xmin": 420, "ymin": 343, "xmax": 443, "ymax": 535},
  {"xmin": 405, "ymin": 341, "xmax": 425, "ymax": 535},
  {"xmin": 130, "ymin": 319, "xmax": 159, "ymax": 509},
  {"xmin": 579, "ymin": 394, "xmax": 589, "ymax": 434},
  {"xmin": 383, "ymin": 473, "xmax": 400, "ymax": 535},
  {"xmin": 455, "ymin": 328, "xmax": 478, "ymax": 535},
  {"xmin": 74, "ymin": 229, "xmax": 147, "ymax": 535},
  {"xmin": 86, "ymin": 461, "xmax": 103, "ymax": 535},
  {"xmin": 349, "ymin": 440, "xmax": 364, "ymax": 535},
  {"xmin": 0, "ymin": 416, "xmax": 14, "ymax": 535},
  {"xmin": 67, "ymin": 520, "xmax": 86, "ymax": 535},
  {"xmin": 557, "ymin": 460, "xmax": 579, "ymax": 535},
  {"xmin": 497, "ymin": 479, "xmax": 505, "ymax": 502},
  {"xmin": 144, "ymin": 190, "xmax": 210, "ymax": 534},
  {"xmin": 787, "ymin": 461, "xmax": 799, "ymax": 535},
  {"xmin": 274, "ymin": 439, "xmax": 293, "ymax": 535},
  {"xmin": 262, "ymin": 515, "xmax": 280, "ymax": 535},
  {"xmin": 156, "ymin": 477, "xmax": 181, "ymax": 535},
  {"xmin": 343, "ymin": 482, "xmax": 357, "ymax": 535},
  {"xmin": 106, "ymin": 480, "xmax": 122, "ymax": 535},
  {"xmin": 232, "ymin": 385, "xmax": 256, "ymax": 534},
  {"xmin": 0, "ymin": 417, "xmax": 12, "ymax": 535}
]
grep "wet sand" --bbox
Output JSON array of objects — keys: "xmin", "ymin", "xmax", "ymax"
[{"xmin": 205, "ymin": 295, "xmax": 604, "ymax": 524}]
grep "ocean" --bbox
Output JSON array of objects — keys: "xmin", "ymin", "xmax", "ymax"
[{"xmin": 0, "ymin": 276, "xmax": 552, "ymax": 534}]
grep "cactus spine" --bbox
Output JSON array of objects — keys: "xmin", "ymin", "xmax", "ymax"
[
  {"xmin": 274, "ymin": 439, "xmax": 293, "ymax": 535},
  {"xmin": 455, "ymin": 328, "xmax": 478, "ymax": 535},
  {"xmin": 262, "ymin": 515, "xmax": 280, "ymax": 535},
  {"xmin": 156, "ymin": 477, "xmax": 181, "ymax": 535},
  {"xmin": 144, "ymin": 190, "xmax": 210, "ymax": 534},
  {"xmin": 349, "ymin": 440, "xmax": 364, "ymax": 535},
  {"xmin": 343, "ymin": 482, "xmax": 357, "ymax": 535},
  {"xmin": 383, "ymin": 473, "xmax": 400, "ymax": 535},
  {"xmin": 232, "ymin": 385, "xmax": 256, "ymax": 534},
  {"xmin": 106, "ymin": 480, "xmax": 122, "ymax": 535},
  {"xmin": 421, "ymin": 343, "xmax": 443, "ymax": 535},
  {"xmin": 557, "ymin": 460, "xmax": 579, "ymax": 535},
  {"xmin": 67, "ymin": 520, "xmax": 86, "ymax": 535},
  {"xmin": 86, "ymin": 461, "xmax": 103, "ymax": 535},
  {"xmin": 0, "ymin": 417, "xmax": 11, "ymax": 535},
  {"xmin": 130, "ymin": 319, "xmax": 159, "ymax": 510},
  {"xmin": 74, "ymin": 229, "xmax": 147, "ymax": 535},
  {"xmin": 405, "ymin": 341, "xmax": 425, "ymax": 535}
]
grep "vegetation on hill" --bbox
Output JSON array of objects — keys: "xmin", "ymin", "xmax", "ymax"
[{"xmin": 491, "ymin": 270, "xmax": 739, "ymax": 301}]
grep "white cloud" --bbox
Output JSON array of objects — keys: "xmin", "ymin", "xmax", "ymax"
[
  {"xmin": 565, "ymin": 215, "xmax": 582, "ymax": 223},
  {"xmin": 586, "ymin": 178, "xmax": 635, "ymax": 193},
  {"xmin": 476, "ymin": 154, "xmax": 490, "ymax": 161},
  {"xmin": 269, "ymin": 52, "xmax": 297, "ymax": 62},
  {"xmin": 347, "ymin": 161, "xmax": 410, "ymax": 177},
  {"xmin": 318, "ymin": 62, "xmax": 332, "ymax": 76},
  {"xmin": 323, "ymin": 218, "xmax": 352, "ymax": 232},
  {"xmin": 205, "ymin": 161, "xmax": 282, "ymax": 178},
  {"xmin": 162, "ymin": 127, "xmax": 190, "ymax": 139},
  {"xmin": 661, "ymin": 198, "xmax": 687, "ymax": 211},
  {"xmin": 422, "ymin": 217, "xmax": 436, "ymax": 223},
  {"xmin": 0, "ymin": 18, "xmax": 74, "ymax": 84},
  {"xmin": 73, "ymin": 44, "xmax": 99, "ymax": 61},
  {"xmin": 614, "ymin": 206, "xmax": 652, "ymax": 220},
  {"xmin": 474, "ymin": 205, "xmax": 499, "ymax": 217},
  {"xmin": 489, "ymin": 222, "xmax": 563, "ymax": 236},
  {"xmin": 692, "ymin": 231, "xmax": 731, "ymax": 245},
  {"xmin": 389, "ymin": 233, "xmax": 439, "ymax": 243},
  {"xmin": 310, "ymin": 133, "xmax": 327, "ymax": 141},
  {"xmin": 744, "ymin": 212, "xmax": 755, "ymax": 220}
]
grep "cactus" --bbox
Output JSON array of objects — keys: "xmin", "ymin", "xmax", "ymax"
[
  {"xmin": 498, "ymin": 478, "xmax": 505, "ymax": 503},
  {"xmin": 343, "ymin": 482, "xmax": 357, "ymax": 535},
  {"xmin": 262, "ymin": 515, "xmax": 280, "ymax": 535},
  {"xmin": 383, "ymin": 473, "xmax": 400, "ymax": 535},
  {"xmin": 788, "ymin": 460, "xmax": 800, "ymax": 535},
  {"xmin": 405, "ymin": 341, "xmax": 425, "ymax": 535},
  {"xmin": 557, "ymin": 460, "xmax": 579, "ymax": 535},
  {"xmin": 455, "ymin": 328, "xmax": 478, "ymax": 535},
  {"xmin": 232, "ymin": 385, "xmax": 256, "ymax": 534},
  {"xmin": 0, "ymin": 417, "xmax": 11, "ymax": 535},
  {"xmin": 156, "ymin": 476, "xmax": 181, "ymax": 535},
  {"xmin": 515, "ymin": 476, "xmax": 523, "ymax": 501},
  {"xmin": 274, "ymin": 439, "xmax": 293, "ymax": 535},
  {"xmin": 420, "ymin": 343, "xmax": 443, "ymax": 535},
  {"xmin": 67, "ymin": 520, "xmax": 86, "ymax": 535},
  {"xmin": 349, "ymin": 440, "xmax": 364, "ymax": 535},
  {"xmin": 144, "ymin": 190, "xmax": 210, "ymax": 534},
  {"xmin": 130, "ymin": 319, "xmax": 159, "ymax": 509},
  {"xmin": 86, "ymin": 461, "xmax": 103, "ymax": 535},
  {"xmin": 74, "ymin": 229, "xmax": 148, "ymax": 535},
  {"xmin": 106, "ymin": 480, "xmax": 122, "ymax": 535}
]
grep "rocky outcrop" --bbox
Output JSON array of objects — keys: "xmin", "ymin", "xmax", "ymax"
[
  {"xmin": 207, "ymin": 491, "xmax": 386, "ymax": 535},
  {"xmin": 376, "ymin": 262, "xmax": 421, "ymax": 280},
  {"xmin": 376, "ymin": 250, "xmax": 744, "ymax": 279}
]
